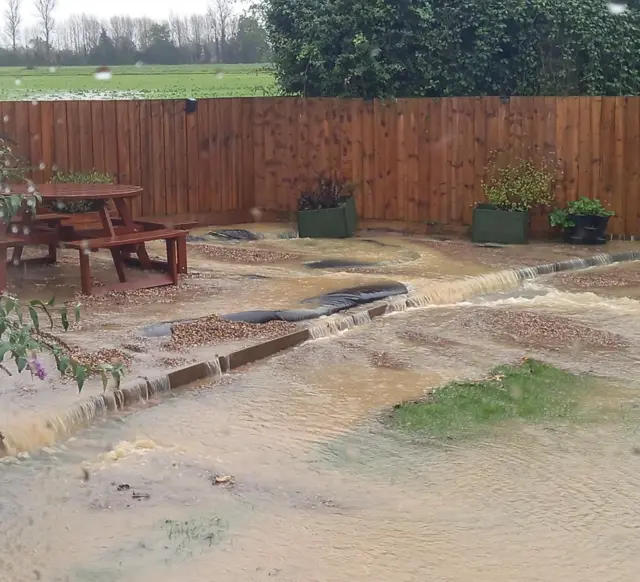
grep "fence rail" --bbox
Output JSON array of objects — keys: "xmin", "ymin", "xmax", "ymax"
[{"xmin": 1, "ymin": 96, "xmax": 638, "ymax": 236}]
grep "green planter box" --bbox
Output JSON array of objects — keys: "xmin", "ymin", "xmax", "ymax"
[
  {"xmin": 297, "ymin": 197, "xmax": 357, "ymax": 239},
  {"xmin": 471, "ymin": 204, "xmax": 530, "ymax": 244}
]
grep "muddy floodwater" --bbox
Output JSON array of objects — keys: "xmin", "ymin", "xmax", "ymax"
[{"xmin": 3, "ymin": 249, "xmax": 640, "ymax": 580}]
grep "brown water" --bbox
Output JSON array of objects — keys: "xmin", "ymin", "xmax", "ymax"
[{"xmin": 3, "ymin": 266, "xmax": 640, "ymax": 581}]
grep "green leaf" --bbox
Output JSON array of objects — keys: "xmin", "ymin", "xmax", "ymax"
[
  {"xmin": 16, "ymin": 356, "xmax": 27, "ymax": 373},
  {"xmin": 56, "ymin": 355, "xmax": 70, "ymax": 374},
  {"xmin": 0, "ymin": 344, "xmax": 12, "ymax": 363},
  {"xmin": 46, "ymin": 296, "xmax": 56, "ymax": 307},
  {"xmin": 28, "ymin": 306, "xmax": 40, "ymax": 330},
  {"xmin": 60, "ymin": 306, "xmax": 69, "ymax": 331},
  {"xmin": 29, "ymin": 300, "xmax": 54, "ymax": 329},
  {"xmin": 75, "ymin": 366, "xmax": 87, "ymax": 392}
]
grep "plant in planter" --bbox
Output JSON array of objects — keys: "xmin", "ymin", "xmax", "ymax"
[
  {"xmin": 49, "ymin": 170, "xmax": 114, "ymax": 213},
  {"xmin": 473, "ymin": 157, "xmax": 556, "ymax": 244},
  {"xmin": 549, "ymin": 197, "xmax": 615, "ymax": 245},
  {"xmin": 297, "ymin": 176, "xmax": 357, "ymax": 238}
]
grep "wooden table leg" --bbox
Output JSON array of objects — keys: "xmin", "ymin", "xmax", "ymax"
[
  {"xmin": 166, "ymin": 239, "xmax": 178, "ymax": 284},
  {"xmin": 177, "ymin": 235, "xmax": 188, "ymax": 274},
  {"xmin": 110, "ymin": 249, "xmax": 127, "ymax": 283},
  {"xmin": 113, "ymin": 198, "xmax": 153, "ymax": 270},
  {"xmin": 79, "ymin": 249, "xmax": 92, "ymax": 295}
]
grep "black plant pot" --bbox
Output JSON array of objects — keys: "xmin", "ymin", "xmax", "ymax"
[{"xmin": 563, "ymin": 214, "xmax": 610, "ymax": 245}]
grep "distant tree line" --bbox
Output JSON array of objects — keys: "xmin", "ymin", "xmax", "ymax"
[{"xmin": 1, "ymin": 0, "xmax": 271, "ymax": 66}]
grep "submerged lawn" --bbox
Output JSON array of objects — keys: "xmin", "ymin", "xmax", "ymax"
[{"xmin": 390, "ymin": 359, "xmax": 591, "ymax": 439}]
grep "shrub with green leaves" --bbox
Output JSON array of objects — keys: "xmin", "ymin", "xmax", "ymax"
[
  {"xmin": 0, "ymin": 296, "xmax": 125, "ymax": 392},
  {"xmin": 549, "ymin": 197, "xmax": 615, "ymax": 229},
  {"xmin": 1, "ymin": 145, "xmax": 124, "ymax": 392},
  {"xmin": 482, "ymin": 158, "xmax": 556, "ymax": 213},
  {"xmin": 50, "ymin": 170, "xmax": 114, "ymax": 213},
  {"xmin": 0, "ymin": 136, "xmax": 39, "ymax": 226}
]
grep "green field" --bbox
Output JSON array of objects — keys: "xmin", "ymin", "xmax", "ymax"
[{"xmin": 0, "ymin": 64, "xmax": 277, "ymax": 100}]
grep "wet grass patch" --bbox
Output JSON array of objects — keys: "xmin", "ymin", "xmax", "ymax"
[{"xmin": 389, "ymin": 359, "xmax": 593, "ymax": 439}]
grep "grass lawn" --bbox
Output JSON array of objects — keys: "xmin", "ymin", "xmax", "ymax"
[
  {"xmin": 0, "ymin": 64, "xmax": 276, "ymax": 100},
  {"xmin": 389, "ymin": 359, "xmax": 599, "ymax": 440}
]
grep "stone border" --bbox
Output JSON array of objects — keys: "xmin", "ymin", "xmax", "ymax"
[{"xmin": 2, "ymin": 250, "xmax": 639, "ymax": 457}]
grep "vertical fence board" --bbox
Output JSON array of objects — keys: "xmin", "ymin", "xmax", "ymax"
[
  {"xmin": 28, "ymin": 103, "xmax": 44, "ymax": 184},
  {"xmin": 197, "ymin": 99, "xmax": 211, "ymax": 214},
  {"xmin": 162, "ymin": 100, "xmax": 177, "ymax": 216},
  {"xmin": 150, "ymin": 100, "xmax": 165, "ymax": 216},
  {"xmin": 38, "ymin": 101, "xmax": 54, "ymax": 183},
  {"xmin": 90, "ymin": 101, "xmax": 105, "ymax": 173},
  {"xmin": 52, "ymin": 101, "xmax": 68, "ymax": 175},
  {"xmin": 624, "ymin": 98, "xmax": 640, "ymax": 236},
  {"xmin": 102, "ymin": 101, "xmax": 119, "ymax": 184},
  {"xmin": 600, "ymin": 98, "xmax": 616, "ymax": 221},
  {"xmin": 416, "ymin": 99, "xmax": 431, "ymax": 223},
  {"xmin": 612, "ymin": 97, "xmax": 626, "ymax": 234},
  {"xmin": 185, "ymin": 100, "xmax": 199, "ymax": 215},
  {"xmin": 174, "ymin": 100, "xmax": 188, "ymax": 215}
]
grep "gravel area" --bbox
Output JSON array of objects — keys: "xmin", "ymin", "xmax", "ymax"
[
  {"xmin": 168, "ymin": 315, "xmax": 297, "ymax": 349},
  {"xmin": 72, "ymin": 347, "xmax": 132, "ymax": 369},
  {"xmin": 190, "ymin": 244, "xmax": 299, "ymax": 264},
  {"xmin": 74, "ymin": 280, "xmax": 209, "ymax": 306},
  {"xmin": 458, "ymin": 308, "xmax": 628, "ymax": 350},
  {"xmin": 552, "ymin": 265, "xmax": 640, "ymax": 290}
]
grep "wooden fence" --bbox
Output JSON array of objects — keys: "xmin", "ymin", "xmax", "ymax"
[{"xmin": 1, "ymin": 96, "xmax": 639, "ymax": 236}]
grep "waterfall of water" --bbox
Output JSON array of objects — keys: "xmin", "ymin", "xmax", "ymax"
[{"xmin": 308, "ymin": 310, "xmax": 373, "ymax": 340}]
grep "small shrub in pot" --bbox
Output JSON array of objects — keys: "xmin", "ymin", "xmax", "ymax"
[
  {"xmin": 473, "ymin": 156, "xmax": 557, "ymax": 244},
  {"xmin": 297, "ymin": 176, "xmax": 357, "ymax": 238},
  {"xmin": 549, "ymin": 197, "xmax": 615, "ymax": 245}
]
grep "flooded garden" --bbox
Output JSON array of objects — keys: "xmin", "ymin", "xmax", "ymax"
[{"xmin": 1, "ymin": 228, "xmax": 640, "ymax": 581}]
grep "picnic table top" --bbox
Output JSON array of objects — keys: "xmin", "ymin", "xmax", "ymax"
[{"xmin": 7, "ymin": 184, "xmax": 143, "ymax": 200}]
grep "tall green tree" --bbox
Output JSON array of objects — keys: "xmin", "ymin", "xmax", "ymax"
[{"xmin": 263, "ymin": 0, "xmax": 640, "ymax": 97}]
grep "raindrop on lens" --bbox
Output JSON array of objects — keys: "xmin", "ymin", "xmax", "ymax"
[
  {"xmin": 31, "ymin": 100, "xmax": 38, "ymax": 107},
  {"xmin": 135, "ymin": 61, "xmax": 144, "ymax": 68},
  {"xmin": 10, "ymin": 225, "xmax": 18, "ymax": 234},
  {"xmin": 607, "ymin": 1, "xmax": 628, "ymax": 13},
  {"xmin": 39, "ymin": 162, "xmax": 46, "ymax": 170},
  {"xmin": 27, "ymin": 185, "xmax": 35, "ymax": 193},
  {"xmin": 14, "ymin": 78, "xmax": 21, "ymax": 86},
  {"xmin": 216, "ymin": 72, "xmax": 224, "ymax": 80},
  {"xmin": 2, "ymin": 115, "xmax": 8, "ymax": 123},
  {"xmin": 48, "ymin": 66, "xmax": 57, "ymax": 73},
  {"xmin": 94, "ymin": 67, "xmax": 113, "ymax": 81},
  {"xmin": 23, "ymin": 226, "xmax": 30, "ymax": 235},
  {"xmin": 52, "ymin": 164, "xmax": 58, "ymax": 171}
]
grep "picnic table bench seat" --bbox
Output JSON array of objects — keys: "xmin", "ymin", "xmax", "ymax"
[{"xmin": 65, "ymin": 228, "xmax": 187, "ymax": 296}]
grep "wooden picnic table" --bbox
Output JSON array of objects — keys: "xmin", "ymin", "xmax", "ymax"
[{"xmin": 1, "ymin": 184, "xmax": 188, "ymax": 295}]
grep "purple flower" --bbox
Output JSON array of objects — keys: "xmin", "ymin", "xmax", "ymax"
[{"xmin": 27, "ymin": 357, "xmax": 46, "ymax": 380}]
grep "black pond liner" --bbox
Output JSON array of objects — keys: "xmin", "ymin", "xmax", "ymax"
[
  {"xmin": 208, "ymin": 229, "xmax": 262, "ymax": 241},
  {"xmin": 305, "ymin": 258, "xmax": 379, "ymax": 269},
  {"xmin": 141, "ymin": 281, "xmax": 408, "ymax": 335},
  {"xmin": 221, "ymin": 282, "xmax": 408, "ymax": 324},
  {"xmin": 186, "ymin": 230, "xmax": 263, "ymax": 243}
]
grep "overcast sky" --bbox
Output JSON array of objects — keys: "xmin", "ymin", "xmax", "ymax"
[{"xmin": 20, "ymin": 0, "xmax": 231, "ymax": 25}]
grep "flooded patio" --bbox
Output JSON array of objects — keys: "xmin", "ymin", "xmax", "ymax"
[{"xmin": 2, "ymin": 226, "xmax": 640, "ymax": 581}]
